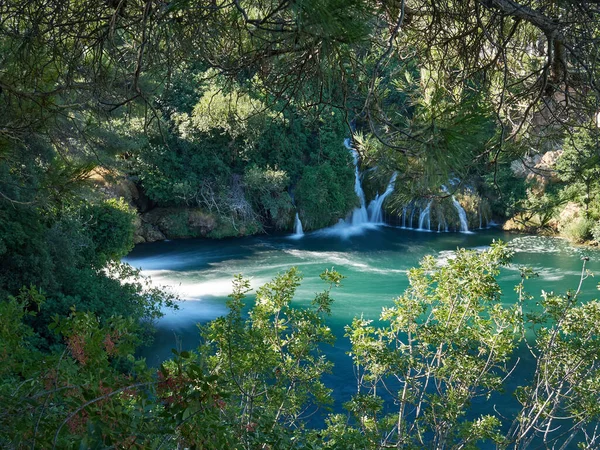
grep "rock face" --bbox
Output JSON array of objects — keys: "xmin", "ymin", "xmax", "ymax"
[
  {"xmin": 89, "ymin": 170, "xmax": 228, "ymax": 243},
  {"xmin": 511, "ymin": 150, "xmax": 563, "ymax": 192},
  {"xmin": 138, "ymin": 207, "xmax": 218, "ymax": 241}
]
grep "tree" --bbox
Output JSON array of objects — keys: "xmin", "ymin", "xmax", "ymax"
[
  {"xmin": 333, "ymin": 242, "xmax": 517, "ymax": 448},
  {"xmin": 556, "ymin": 126, "xmax": 600, "ymax": 213}
]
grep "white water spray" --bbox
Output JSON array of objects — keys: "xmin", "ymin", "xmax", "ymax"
[
  {"xmin": 451, "ymin": 197, "xmax": 469, "ymax": 232},
  {"xmin": 368, "ymin": 172, "xmax": 398, "ymax": 223},
  {"xmin": 315, "ymin": 140, "xmax": 397, "ymax": 237}
]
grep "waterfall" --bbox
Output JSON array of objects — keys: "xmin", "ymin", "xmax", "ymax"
[
  {"xmin": 315, "ymin": 139, "xmax": 396, "ymax": 238},
  {"xmin": 294, "ymin": 212, "xmax": 304, "ymax": 237},
  {"xmin": 441, "ymin": 185, "xmax": 469, "ymax": 233},
  {"xmin": 368, "ymin": 172, "xmax": 397, "ymax": 223},
  {"xmin": 418, "ymin": 201, "xmax": 432, "ymax": 230},
  {"xmin": 344, "ymin": 139, "xmax": 369, "ymax": 225},
  {"xmin": 451, "ymin": 197, "xmax": 469, "ymax": 232},
  {"xmin": 401, "ymin": 206, "xmax": 407, "ymax": 228}
]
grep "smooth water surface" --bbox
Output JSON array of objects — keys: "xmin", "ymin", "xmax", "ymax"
[{"xmin": 124, "ymin": 226, "xmax": 600, "ymax": 441}]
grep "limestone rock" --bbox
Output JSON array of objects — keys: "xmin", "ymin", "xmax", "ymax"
[{"xmin": 511, "ymin": 150, "xmax": 563, "ymax": 194}]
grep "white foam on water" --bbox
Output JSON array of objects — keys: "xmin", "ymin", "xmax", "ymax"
[
  {"xmin": 139, "ymin": 268, "xmax": 269, "ymax": 301},
  {"xmin": 283, "ymin": 249, "xmax": 407, "ymax": 274}
]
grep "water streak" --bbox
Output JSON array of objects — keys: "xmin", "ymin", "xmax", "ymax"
[
  {"xmin": 418, "ymin": 201, "xmax": 432, "ymax": 230},
  {"xmin": 452, "ymin": 197, "xmax": 469, "ymax": 232},
  {"xmin": 441, "ymin": 185, "xmax": 470, "ymax": 233},
  {"xmin": 322, "ymin": 139, "xmax": 396, "ymax": 237}
]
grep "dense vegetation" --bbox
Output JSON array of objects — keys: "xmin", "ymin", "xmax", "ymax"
[{"xmin": 1, "ymin": 0, "xmax": 600, "ymax": 448}]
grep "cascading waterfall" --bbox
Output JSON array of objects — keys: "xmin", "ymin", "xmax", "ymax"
[
  {"xmin": 368, "ymin": 172, "xmax": 398, "ymax": 223},
  {"xmin": 344, "ymin": 139, "xmax": 369, "ymax": 225},
  {"xmin": 441, "ymin": 185, "xmax": 469, "ymax": 233},
  {"xmin": 401, "ymin": 206, "xmax": 407, "ymax": 228},
  {"xmin": 294, "ymin": 212, "xmax": 304, "ymax": 237},
  {"xmin": 314, "ymin": 140, "xmax": 398, "ymax": 238},
  {"xmin": 452, "ymin": 197, "xmax": 469, "ymax": 232},
  {"xmin": 341, "ymin": 139, "xmax": 398, "ymax": 227},
  {"xmin": 418, "ymin": 201, "xmax": 432, "ymax": 231},
  {"xmin": 313, "ymin": 140, "xmax": 398, "ymax": 238}
]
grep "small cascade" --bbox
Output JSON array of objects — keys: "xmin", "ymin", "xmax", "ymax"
[
  {"xmin": 316, "ymin": 139, "xmax": 399, "ymax": 238},
  {"xmin": 478, "ymin": 206, "xmax": 483, "ymax": 229},
  {"xmin": 367, "ymin": 172, "xmax": 398, "ymax": 223},
  {"xmin": 294, "ymin": 212, "xmax": 304, "ymax": 237},
  {"xmin": 401, "ymin": 206, "xmax": 407, "ymax": 228},
  {"xmin": 418, "ymin": 201, "xmax": 432, "ymax": 231},
  {"xmin": 452, "ymin": 197, "xmax": 469, "ymax": 232}
]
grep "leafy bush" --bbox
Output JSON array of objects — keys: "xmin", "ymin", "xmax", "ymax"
[
  {"xmin": 81, "ymin": 198, "xmax": 136, "ymax": 266},
  {"xmin": 482, "ymin": 164, "xmax": 528, "ymax": 219},
  {"xmin": 296, "ymin": 163, "xmax": 356, "ymax": 229},
  {"xmin": 244, "ymin": 166, "xmax": 294, "ymax": 229},
  {"xmin": 562, "ymin": 216, "xmax": 593, "ymax": 243}
]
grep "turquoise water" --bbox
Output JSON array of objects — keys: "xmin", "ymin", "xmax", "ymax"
[{"xmin": 124, "ymin": 226, "xmax": 600, "ymax": 445}]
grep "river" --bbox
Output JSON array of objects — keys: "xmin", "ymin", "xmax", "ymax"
[{"xmin": 124, "ymin": 226, "xmax": 600, "ymax": 445}]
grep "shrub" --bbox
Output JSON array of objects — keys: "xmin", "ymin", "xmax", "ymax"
[
  {"xmin": 562, "ymin": 216, "xmax": 593, "ymax": 243},
  {"xmin": 81, "ymin": 198, "xmax": 136, "ymax": 266},
  {"xmin": 244, "ymin": 166, "xmax": 294, "ymax": 229},
  {"xmin": 296, "ymin": 163, "xmax": 356, "ymax": 229}
]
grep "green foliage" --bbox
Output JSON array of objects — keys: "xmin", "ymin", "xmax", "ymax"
[
  {"xmin": 0, "ymin": 204, "xmax": 56, "ymax": 294},
  {"xmin": 296, "ymin": 163, "xmax": 356, "ymax": 229},
  {"xmin": 135, "ymin": 86, "xmax": 357, "ymax": 232},
  {"xmin": 561, "ymin": 216, "xmax": 594, "ymax": 243},
  {"xmin": 244, "ymin": 166, "xmax": 294, "ymax": 229},
  {"xmin": 80, "ymin": 198, "xmax": 136, "ymax": 267},
  {"xmin": 0, "ymin": 193, "xmax": 174, "ymax": 347},
  {"xmin": 482, "ymin": 164, "xmax": 528, "ymax": 219},
  {"xmin": 335, "ymin": 242, "xmax": 517, "ymax": 448},
  {"xmin": 556, "ymin": 127, "xmax": 600, "ymax": 213},
  {"xmin": 199, "ymin": 268, "xmax": 340, "ymax": 445},
  {"xmin": 0, "ymin": 290, "xmax": 158, "ymax": 449}
]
